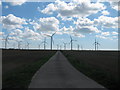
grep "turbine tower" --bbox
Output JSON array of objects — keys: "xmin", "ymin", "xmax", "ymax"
[
  {"xmin": 26, "ymin": 42, "xmax": 30, "ymax": 50},
  {"xmin": 81, "ymin": 45, "xmax": 83, "ymax": 50},
  {"xmin": 60, "ymin": 45, "xmax": 62, "ymax": 50},
  {"xmin": 56, "ymin": 44, "xmax": 59, "ymax": 50},
  {"xmin": 63, "ymin": 42, "xmax": 67, "ymax": 50},
  {"xmin": 38, "ymin": 44, "xmax": 41, "ymax": 50},
  {"xmin": 45, "ymin": 32, "xmax": 56, "ymax": 50},
  {"xmin": 17, "ymin": 41, "xmax": 22, "ymax": 49},
  {"xmin": 77, "ymin": 44, "xmax": 80, "ymax": 50},
  {"xmin": 2, "ymin": 34, "xmax": 10, "ymax": 49},
  {"xmin": 93, "ymin": 39, "xmax": 100, "ymax": 50},
  {"xmin": 41, "ymin": 37, "xmax": 47, "ymax": 50},
  {"xmin": 69, "ymin": 36, "xmax": 77, "ymax": 50},
  {"xmin": 96, "ymin": 41, "xmax": 100, "ymax": 50}
]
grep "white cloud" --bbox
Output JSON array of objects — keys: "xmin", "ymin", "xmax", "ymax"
[
  {"xmin": 101, "ymin": 10, "xmax": 110, "ymax": 15},
  {"xmin": 41, "ymin": 3, "xmax": 58, "ymax": 14},
  {"xmin": 60, "ymin": 26, "xmax": 85, "ymax": 37},
  {"xmin": 101, "ymin": 31, "xmax": 110, "ymax": 36},
  {"xmin": 74, "ymin": 26, "xmax": 100, "ymax": 34},
  {"xmin": 57, "ymin": 14, "xmax": 73, "ymax": 21},
  {"xmin": 41, "ymin": 0, "xmax": 106, "ymax": 18},
  {"xmin": 1, "ymin": 14, "xmax": 27, "ymax": 30},
  {"xmin": 74, "ymin": 17, "xmax": 94, "ymax": 26},
  {"xmin": 0, "ymin": 1, "xmax": 1, "ymax": 6},
  {"xmin": 94, "ymin": 15, "xmax": 118, "ymax": 28},
  {"xmin": 23, "ymin": 27, "xmax": 41, "ymax": 40},
  {"xmin": 11, "ymin": 29, "xmax": 23, "ymax": 36},
  {"xmin": 98, "ymin": 0, "xmax": 120, "ymax": 11},
  {"xmin": 74, "ymin": 17, "xmax": 100, "ymax": 34},
  {"xmin": 96, "ymin": 35, "xmax": 107, "ymax": 39},
  {"xmin": 9, "ymin": 27, "xmax": 42, "ymax": 41},
  {"xmin": 0, "ymin": 32, "xmax": 4, "ymax": 36},
  {"xmin": 112, "ymin": 31, "xmax": 118, "ymax": 35},
  {"xmin": 73, "ymin": 33, "xmax": 85, "ymax": 38},
  {"xmin": 110, "ymin": 2, "xmax": 120, "ymax": 11},
  {"xmin": 4, "ymin": 0, "xmax": 27, "ymax": 6},
  {"xmin": 36, "ymin": 17, "xmax": 59, "ymax": 32}
]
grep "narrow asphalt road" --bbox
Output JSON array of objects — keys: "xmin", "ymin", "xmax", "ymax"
[{"xmin": 29, "ymin": 51, "xmax": 105, "ymax": 88}]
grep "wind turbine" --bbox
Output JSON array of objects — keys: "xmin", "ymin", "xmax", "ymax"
[
  {"xmin": 63, "ymin": 42, "xmax": 67, "ymax": 50},
  {"xmin": 44, "ymin": 32, "xmax": 56, "ymax": 50},
  {"xmin": 96, "ymin": 41, "xmax": 100, "ymax": 50},
  {"xmin": 77, "ymin": 44, "xmax": 80, "ymax": 50},
  {"xmin": 38, "ymin": 42, "xmax": 43, "ymax": 50},
  {"xmin": 38, "ymin": 44, "xmax": 41, "ymax": 50},
  {"xmin": 26, "ymin": 42, "xmax": 30, "ymax": 50},
  {"xmin": 17, "ymin": 41, "xmax": 22, "ymax": 49},
  {"xmin": 69, "ymin": 36, "xmax": 77, "ymax": 50},
  {"xmin": 41, "ymin": 37, "xmax": 47, "ymax": 50},
  {"xmin": 94, "ymin": 39, "xmax": 97, "ymax": 50},
  {"xmin": 56, "ymin": 44, "xmax": 59, "ymax": 50},
  {"xmin": 60, "ymin": 45, "xmax": 62, "ymax": 50},
  {"xmin": 93, "ymin": 39, "xmax": 100, "ymax": 50},
  {"xmin": 2, "ymin": 34, "xmax": 10, "ymax": 49},
  {"xmin": 81, "ymin": 45, "xmax": 83, "ymax": 50}
]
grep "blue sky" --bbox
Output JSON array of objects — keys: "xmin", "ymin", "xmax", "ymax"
[{"xmin": 0, "ymin": 0, "xmax": 119, "ymax": 50}]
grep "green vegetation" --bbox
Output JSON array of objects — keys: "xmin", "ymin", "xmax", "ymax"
[
  {"xmin": 2, "ymin": 50, "xmax": 56, "ymax": 88},
  {"xmin": 62, "ymin": 50, "xmax": 119, "ymax": 90}
]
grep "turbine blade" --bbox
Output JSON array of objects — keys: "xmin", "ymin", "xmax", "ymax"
[
  {"xmin": 44, "ymin": 34, "xmax": 51, "ymax": 37},
  {"xmin": 52, "ymin": 32, "xmax": 56, "ymax": 36}
]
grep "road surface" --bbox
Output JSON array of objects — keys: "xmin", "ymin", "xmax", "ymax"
[{"xmin": 29, "ymin": 51, "xmax": 105, "ymax": 88}]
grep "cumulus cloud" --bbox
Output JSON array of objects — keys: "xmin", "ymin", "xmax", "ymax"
[
  {"xmin": 1, "ymin": 14, "xmax": 27, "ymax": 30},
  {"xmin": 0, "ymin": 32, "xmax": 4, "ymax": 36},
  {"xmin": 96, "ymin": 35, "xmax": 107, "ymax": 39},
  {"xmin": 41, "ymin": 3, "xmax": 58, "ymax": 14},
  {"xmin": 101, "ymin": 10, "xmax": 110, "ymax": 15},
  {"xmin": 4, "ymin": 0, "xmax": 27, "ymax": 6},
  {"xmin": 110, "ymin": 2, "xmax": 120, "ymax": 11},
  {"xmin": 74, "ymin": 17, "xmax": 100, "ymax": 34},
  {"xmin": 101, "ymin": 31, "xmax": 110, "ymax": 36},
  {"xmin": 59, "ymin": 17, "xmax": 101, "ymax": 37},
  {"xmin": 36, "ymin": 17, "xmax": 59, "ymax": 33},
  {"xmin": 41, "ymin": 0, "xmax": 106, "ymax": 18},
  {"xmin": 23, "ymin": 27, "xmax": 41, "ymax": 40},
  {"xmin": 10, "ymin": 29, "xmax": 23, "ymax": 36},
  {"xmin": 94, "ymin": 15, "xmax": 118, "ymax": 28},
  {"xmin": 74, "ymin": 17, "xmax": 94, "ymax": 26},
  {"xmin": 9, "ymin": 27, "xmax": 42, "ymax": 41},
  {"xmin": 74, "ymin": 26, "xmax": 100, "ymax": 34},
  {"xmin": 0, "ymin": 1, "xmax": 1, "ymax": 6},
  {"xmin": 57, "ymin": 14, "xmax": 73, "ymax": 21},
  {"xmin": 60, "ymin": 26, "xmax": 85, "ymax": 37},
  {"xmin": 98, "ymin": 0, "xmax": 120, "ymax": 11},
  {"xmin": 112, "ymin": 31, "xmax": 118, "ymax": 35}
]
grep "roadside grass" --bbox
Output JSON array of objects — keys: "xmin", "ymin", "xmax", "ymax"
[
  {"xmin": 2, "ymin": 50, "xmax": 56, "ymax": 88},
  {"xmin": 62, "ymin": 50, "xmax": 119, "ymax": 90}
]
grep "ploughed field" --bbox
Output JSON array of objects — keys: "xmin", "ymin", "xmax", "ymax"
[{"xmin": 62, "ymin": 50, "xmax": 119, "ymax": 89}]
